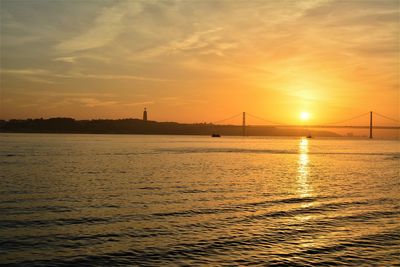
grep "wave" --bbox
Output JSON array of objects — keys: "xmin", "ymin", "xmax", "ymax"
[
  {"xmin": 9, "ymin": 226, "xmax": 400, "ymax": 267},
  {"xmin": 2, "ymin": 196, "xmax": 399, "ymax": 266},
  {"xmin": 1, "ymin": 149, "xmax": 399, "ymax": 158},
  {"xmin": 156, "ymin": 147, "xmax": 400, "ymax": 157}
]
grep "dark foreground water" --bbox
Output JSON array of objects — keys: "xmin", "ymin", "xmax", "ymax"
[{"xmin": 1, "ymin": 134, "xmax": 399, "ymax": 266}]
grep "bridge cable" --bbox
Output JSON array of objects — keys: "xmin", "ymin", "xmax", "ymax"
[
  {"xmin": 246, "ymin": 113, "xmax": 290, "ymax": 126},
  {"xmin": 212, "ymin": 113, "xmax": 242, "ymax": 124},
  {"xmin": 319, "ymin": 112, "xmax": 370, "ymax": 126},
  {"xmin": 373, "ymin": 111, "xmax": 400, "ymax": 124}
]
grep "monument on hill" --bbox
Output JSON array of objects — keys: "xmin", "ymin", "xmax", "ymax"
[{"xmin": 143, "ymin": 108, "xmax": 148, "ymax": 122}]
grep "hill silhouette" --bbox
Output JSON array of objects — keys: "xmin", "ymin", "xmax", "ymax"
[{"xmin": 0, "ymin": 118, "xmax": 340, "ymax": 137}]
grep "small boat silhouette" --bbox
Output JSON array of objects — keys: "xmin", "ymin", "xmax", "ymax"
[
  {"xmin": 211, "ymin": 133, "xmax": 221, "ymax": 137},
  {"xmin": 306, "ymin": 135, "xmax": 312, "ymax": 139}
]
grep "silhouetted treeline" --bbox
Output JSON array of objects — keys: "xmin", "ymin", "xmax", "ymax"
[{"xmin": 0, "ymin": 117, "xmax": 339, "ymax": 137}]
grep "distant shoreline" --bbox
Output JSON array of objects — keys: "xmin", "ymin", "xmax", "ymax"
[{"xmin": 0, "ymin": 117, "xmax": 341, "ymax": 137}]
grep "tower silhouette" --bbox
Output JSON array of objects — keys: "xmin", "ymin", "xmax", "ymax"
[{"xmin": 143, "ymin": 108, "xmax": 148, "ymax": 122}]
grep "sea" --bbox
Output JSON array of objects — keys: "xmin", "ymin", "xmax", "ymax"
[{"xmin": 1, "ymin": 133, "xmax": 399, "ymax": 266}]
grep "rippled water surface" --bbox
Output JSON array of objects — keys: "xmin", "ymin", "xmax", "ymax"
[{"xmin": 1, "ymin": 134, "xmax": 399, "ymax": 266}]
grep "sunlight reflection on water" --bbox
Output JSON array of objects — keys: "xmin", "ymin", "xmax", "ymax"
[{"xmin": 298, "ymin": 138, "xmax": 312, "ymax": 198}]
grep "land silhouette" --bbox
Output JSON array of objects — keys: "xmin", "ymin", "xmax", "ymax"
[{"xmin": 0, "ymin": 118, "xmax": 339, "ymax": 137}]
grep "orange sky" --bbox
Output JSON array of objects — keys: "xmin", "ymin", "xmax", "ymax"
[{"xmin": 1, "ymin": 0, "xmax": 399, "ymax": 126}]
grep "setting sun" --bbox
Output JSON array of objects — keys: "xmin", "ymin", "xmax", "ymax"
[{"xmin": 300, "ymin": 112, "xmax": 311, "ymax": 121}]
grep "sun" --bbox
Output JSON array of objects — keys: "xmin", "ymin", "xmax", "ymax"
[{"xmin": 300, "ymin": 111, "xmax": 311, "ymax": 121}]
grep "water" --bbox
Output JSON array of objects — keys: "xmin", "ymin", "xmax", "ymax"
[{"xmin": 1, "ymin": 134, "xmax": 399, "ymax": 266}]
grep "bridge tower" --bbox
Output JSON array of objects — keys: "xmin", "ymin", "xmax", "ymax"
[
  {"xmin": 242, "ymin": 112, "xmax": 246, "ymax": 136},
  {"xmin": 369, "ymin": 111, "xmax": 373, "ymax": 139}
]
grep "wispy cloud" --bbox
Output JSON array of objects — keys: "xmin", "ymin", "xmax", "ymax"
[
  {"xmin": 6, "ymin": 91, "xmax": 153, "ymax": 110},
  {"xmin": 139, "ymin": 27, "xmax": 233, "ymax": 58},
  {"xmin": 10, "ymin": 90, "xmax": 116, "ymax": 98},
  {"xmin": 53, "ymin": 57, "xmax": 77, "ymax": 63},
  {"xmin": 1, "ymin": 68, "xmax": 51, "ymax": 76},
  {"xmin": 54, "ymin": 2, "xmax": 143, "ymax": 53},
  {"xmin": 1, "ymin": 68, "xmax": 173, "ymax": 82},
  {"xmin": 75, "ymin": 98, "xmax": 118, "ymax": 108},
  {"xmin": 69, "ymin": 72, "xmax": 173, "ymax": 82},
  {"xmin": 121, "ymin": 101, "xmax": 154, "ymax": 107}
]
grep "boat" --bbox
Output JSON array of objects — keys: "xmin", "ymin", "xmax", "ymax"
[
  {"xmin": 306, "ymin": 135, "xmax": 312, "ymax": 139},
  {"xmin": 211, "ymin": 134, "xmax": 221, "ymax": 137}
]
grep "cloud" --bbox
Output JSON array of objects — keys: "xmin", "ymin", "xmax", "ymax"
[
  {"xmin": 75, "ymin": 98, "xmax": 118, "ymax": 108},
  {"xmin": 121, "ymin": 101, "xmax": 154, "ymax": 107},
  {"xmin": 157, "ymin": 96, "xmax": 207, "ymax": 106},
  {"xmin": 10, "ymin": 90, "xmax": 116, "ymax": 98},
  {"xmin": 53, "ymin": 57, "xmax": 77, "ymax": 63},
  {"xmin": 44, "ymin": 97, "xmax": 153, "ymax": 109},
  {"xmin": 69, "ymin": 72, "xmax": 173, "ymax": 82},
  {"xmin": 1, "ymin": 68, "xmax": 51, "ymax": 76},
  {"xmin": 139, "ymin": 27, "xmax": 226, "ymax": 58},
  {"xmin": 23, "ymin": 77, "xmax": 55, "ymax": 84},
  {"xmin": 0, "ymin": 11, "xmax": 41, "ymax": 46},
  {"xmin": 54, "ymin": 2, "xmax": 143, "ymax": 53},
  {"xmin": 1, "ymin": 68, "xmax": 173, "ymax": 82},
  {"xmin": 4, "ymin": 90, "xmax": 153, "ymax": 108}
]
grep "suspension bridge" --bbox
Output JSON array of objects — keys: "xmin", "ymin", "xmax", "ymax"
[{"xmin": 211, "ymin": 111, "xmax": 400, "ymax": 138}]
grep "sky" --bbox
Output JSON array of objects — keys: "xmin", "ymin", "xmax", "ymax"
[{"xmin": 0, "ymin": 0, "xmax": 399, "ymax": 125}]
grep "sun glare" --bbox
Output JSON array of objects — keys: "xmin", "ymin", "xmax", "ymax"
[{"xmin": 300, "ymin": 112, "xmax": 311, "ymax": 121}]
